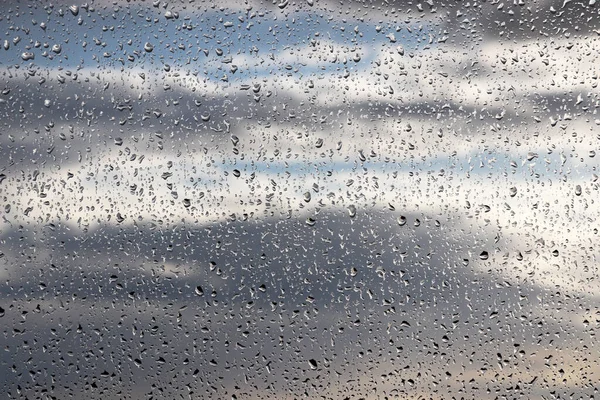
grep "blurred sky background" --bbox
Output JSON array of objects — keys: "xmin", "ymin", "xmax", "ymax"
[{"xmin": 1, "ymin": 0, "xmax": 600, "ymax": 398}]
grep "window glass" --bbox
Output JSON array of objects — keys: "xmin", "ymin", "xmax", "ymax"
[{"xmin": 1, "ymin": 1, "xmax": 599, "ymax": 398}]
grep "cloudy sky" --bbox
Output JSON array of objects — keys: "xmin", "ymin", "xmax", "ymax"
[{"xmin": 1, "ymin": 0, "xmax": 600, "ymax": 399}]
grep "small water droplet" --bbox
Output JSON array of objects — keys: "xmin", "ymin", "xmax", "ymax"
[
  {"xmin": 348, "ymin": 205, "xmax": 357, "ymax": 218},
  {"xmin": 526, "ymin": 152, "xmax": 538, "ymax": 161}
]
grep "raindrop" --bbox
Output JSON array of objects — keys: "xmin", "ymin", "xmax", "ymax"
[{"xmin": 348, "ymin": 205, "xmax": 357, "ymax": 218}]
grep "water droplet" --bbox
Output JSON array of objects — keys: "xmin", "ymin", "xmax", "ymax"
[
  {"xmin": 397, "ymin": 216, "xmax": 407, "ymax": 226},
  {"xmin": 526, "ymin": 152, "xmax": 538, "ymax": 161},
  {"xmin": 165, "ymin": 10, "xmax": 177, "ymax": 19},
  {"xmin": 303, "ymin": 192, "xmax": 311, "ymax": 203},
  {"xmin": 348, "ymin": 205, "xmax": 357, "ymax": 218},
  {"xmin": 479, "ymin": 251, "xmax": 489, "ymax": 260},
  {"xmin": 21, "ymin": 52, "xmax": 35, "ymax": 61}
]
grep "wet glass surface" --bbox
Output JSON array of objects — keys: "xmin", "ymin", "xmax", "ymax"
[{"xmin": 1, "ymin": 1, "xmax": 599, "ymax": 398}]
